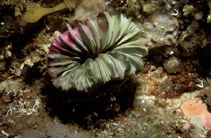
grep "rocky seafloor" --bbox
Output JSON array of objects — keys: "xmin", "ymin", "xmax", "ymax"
[{"xmin": 0, "ymin": 0, "xmax": 211, "ymax": 138}]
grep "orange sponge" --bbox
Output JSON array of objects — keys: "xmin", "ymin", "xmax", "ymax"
[{"xmin": 180, "ymin": 98, "xmax": 211, "ymax": 129}]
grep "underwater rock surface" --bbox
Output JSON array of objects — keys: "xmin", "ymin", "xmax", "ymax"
[{"xmin": 0, "ymin": 0, "xmax": 211, "ymax": 138}]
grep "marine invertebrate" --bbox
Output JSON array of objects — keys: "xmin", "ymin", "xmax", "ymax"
[
  {"xmin": 48, "ymin": 12, "xmax": 149, "ymax": 92},
  {"xmin": 21, "ymin": 2, "xmax": 66, "ymax": 24},
  {"xmin": 179, "ymin": 98, "xmax": 211, "ymax": 129}
]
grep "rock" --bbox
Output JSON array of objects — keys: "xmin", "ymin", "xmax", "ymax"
[
  {"xmin": 22, "ymin": 129, "xmax": 44, "ymax": 138},
  {"xmin": 163, "ymin": 56, "xmax": 182, "ymax": 74}
]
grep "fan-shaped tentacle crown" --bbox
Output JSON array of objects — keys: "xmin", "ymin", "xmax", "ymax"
[{"xmin": 48, "ymin": 12, "xmax": 149, "ymax": 92}]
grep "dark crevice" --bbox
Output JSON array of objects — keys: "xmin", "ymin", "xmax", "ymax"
[{"xmin": 42, "ymin": 77, "xmax": 137, "ymax": 129}]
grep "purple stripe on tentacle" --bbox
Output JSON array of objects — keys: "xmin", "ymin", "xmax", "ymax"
[
  {"xmin": 51, "ymin": 39, "xmax": 73, "ymax": 54},
  {"xmin": 84, "ymin": 19, "xmax": 92, "ymax": 29},
  {"xmin": 68, "ymin": 27, "xmax": 82, "ymax": 41},
  {"xmin": 47, "ymin": 69, "xmax": 58, "ymax": 77},
  {"xmin": 78, "ymin": 25, "xmax": 91, "ymax": 45},
  {"xmin": 68, "ymin": 27, "xmax": 87, "ymax": 51},
  {"xmin": 48, "ymin": 49, "xmax": 59, "ymax": 54},
  {"xmin": 67, "ymin": 26, "xmax": 73, "ymax": 34},
  {"xmin": 60, "ymin": 34, "xmax": 77, "ymax": 49}
]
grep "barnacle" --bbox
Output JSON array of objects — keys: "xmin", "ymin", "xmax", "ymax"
[{"xmin": 48, "ymin": 12, "xmax": 149, "ymax": 92}]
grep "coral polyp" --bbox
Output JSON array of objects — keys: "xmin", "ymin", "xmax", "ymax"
[{"xmin": 48, "ymin": 12, "xmax": 149, "ymax": 92}]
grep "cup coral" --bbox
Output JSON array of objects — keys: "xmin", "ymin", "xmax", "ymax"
[{"xmin": 47, "ymin": 12, "xmax": 149, "ymax": 92}]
